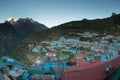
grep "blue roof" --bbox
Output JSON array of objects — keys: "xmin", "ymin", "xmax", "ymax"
[
  {"xmin": 32, "ymin": 64, "xmax": 40, "ymax": 68},
  {"xmin": 100, "ymin": 54, "xmax": 107, "ymax": 61},
  {"xmin": 43, "ymin": 62, "xmax": 58, "ymax": 69},
  {"xmin": 71, "ymin": 49, "xmax": 77, "ymax": 54},
  {"xmin": 22, "ymin": 72, "xmax": 30, "ymax": 80},
  {"xmin": 50, "ymin": 57, "xmax": 55, "ymax": 62},
  {"xmin": 7, "ymin": 58, "xmax": 14, "ymax": 63},
  {"xmin": 63, "ymin": 62, "xmax": 67, "ymax": 68},
  {"xmin": 42, "ymin": 62, "xmax": 50, "ymax": 68}
]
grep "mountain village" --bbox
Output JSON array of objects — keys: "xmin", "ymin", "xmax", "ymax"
[{"xmin": 1, "ymin": 31, "xmax": 119, "ymax": 80}]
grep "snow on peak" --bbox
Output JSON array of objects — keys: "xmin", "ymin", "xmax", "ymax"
[
  {"xmin": 6, "ymin": 18, "xmax": 20, "ymax": 22},
  {"xmin": 6, "ymin": 17, "xmax": 38, "ymax": 25},
  {"xmin": 6, "ymin": 18, "xmax": 13, "ymax": 22},
  {"xmin": 6, "ymin": 18, "xmax": 20, "ymax": 25}
]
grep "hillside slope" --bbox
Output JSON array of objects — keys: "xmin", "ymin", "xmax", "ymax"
[
  {"xmin": 24, "ymin": 13, "xmax": 120, "ymax": 42},
  {"xmin": 0, "ymin": 18, "xmax": 48, "ymax": 57}
]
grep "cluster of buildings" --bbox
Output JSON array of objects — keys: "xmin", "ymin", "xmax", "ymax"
[
  {"xmin": 27, "ymin": 33, "xmax": 120, "ymax": 78},
  {"xmin": 0, "ymin": 31, "xmax": 120, "ymax": 80}
]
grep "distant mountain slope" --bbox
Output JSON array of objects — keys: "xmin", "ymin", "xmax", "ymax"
[
  {"xmin": 6, "ymin": 18, "xmax": 48, "ymax": 39},
  {"xmin": 53, "ymin": 13, "xmax": 120, "ymax": 31},
  {"xmin": 25, "ymin": 13, "xmax": 120, "ymax": 43},
  {"xmin": 10, "ymin": 13, "xmax": 120, "ymax": 64},
  {"xmin": 0, "ymin": 18, "xmax": 48, "ymax": 57}
]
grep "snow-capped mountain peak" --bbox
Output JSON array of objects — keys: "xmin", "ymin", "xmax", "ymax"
[
  {"xmin": 6, "ymin": 18, "xmax": 20, "ymax": 25},
  {"xmin": 6, "ymin": 17, "xmax": 37, "ymax": 25},
  {"xmin": 6, "ymin": 18, "xmax": 19, "ymax": 22}
]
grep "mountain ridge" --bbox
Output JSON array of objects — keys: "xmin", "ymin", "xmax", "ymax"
[
  {"xmin": 25, "ymin": 13, "xmax": 120, "ymax": 43},
  {"xmin": 9, "ymin": 13, "xmax": 120, "ymax": 64},
  {"xmin": 0, "ymin": 18, "xmax": 48, "ymax": 57},
  {"xmin": 52, "ymin": 13, "xmax": 120, "ymax": 31}
]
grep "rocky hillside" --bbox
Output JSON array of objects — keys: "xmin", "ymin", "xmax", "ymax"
[{"xmin": 0, "ymin": 18, "xmax": 48, "ymax": 57}]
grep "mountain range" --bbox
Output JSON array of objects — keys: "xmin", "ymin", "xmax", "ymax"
[
  {"xmin": 0, "ymin": 18, "xmax": 48, "ymax": 56},
  {"xmin": 8, "ymin": 13, "xmax": 120, "ymax": 64},
  {"xmin": 0, "ymin": 13, "xmax": 120, "ymax": 64},
  {"xmin": 21, "ymin": 13, "xmax": 120, "ymax": 43}
]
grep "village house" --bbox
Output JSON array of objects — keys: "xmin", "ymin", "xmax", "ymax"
[
  {"xmin": 59, "ymin": 55, "xmax": 70, "ymax": 61},
  {"xmin": 46, "ymin": 52, "xmax": 57, "ymax": 57},
  {"xmin": 95, "ymin": 48, "xmax": 105, "ymax": 53},
  {"xmin": 75, "ymin": 53, "xmax": 87, "ymax": 60},
  {"xmin": 46, "ymin": 46, "xmax": 55, "ymax": 51},
  {"xmin": 58, "ymin": 37, "xmax": 66, "ymax": 43},
  {"xmin": 41, "ymin": 41, "xmax": 50, "ymax": 44},
  {"xmin": 32, "ymin": 45, "xmax": 42, "ymax": 53}
]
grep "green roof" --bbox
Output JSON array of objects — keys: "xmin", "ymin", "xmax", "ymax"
[
  {"xmin": 25, "ymin": 68, "xmax": 45, "ymax": 75},
  {"xmin": 112, "ymin": 66, "xmax": 120, "ymax": 80},
  {"xmin": 0, "ymin": 59, "xmax": 9, "ymax": 68},
  {"xmin": 0, "ymin": 56, "xmax": 24, "ymax": 69}
]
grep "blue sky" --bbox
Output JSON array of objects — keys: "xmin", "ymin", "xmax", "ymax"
[{"xmin": 0, "ymin": 0, "xmax": 120, "ymax": 28}]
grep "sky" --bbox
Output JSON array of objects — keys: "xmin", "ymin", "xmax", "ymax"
[{"xmin": 0, "ymin": 0, "xmax": 120, "ymax": 28}]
